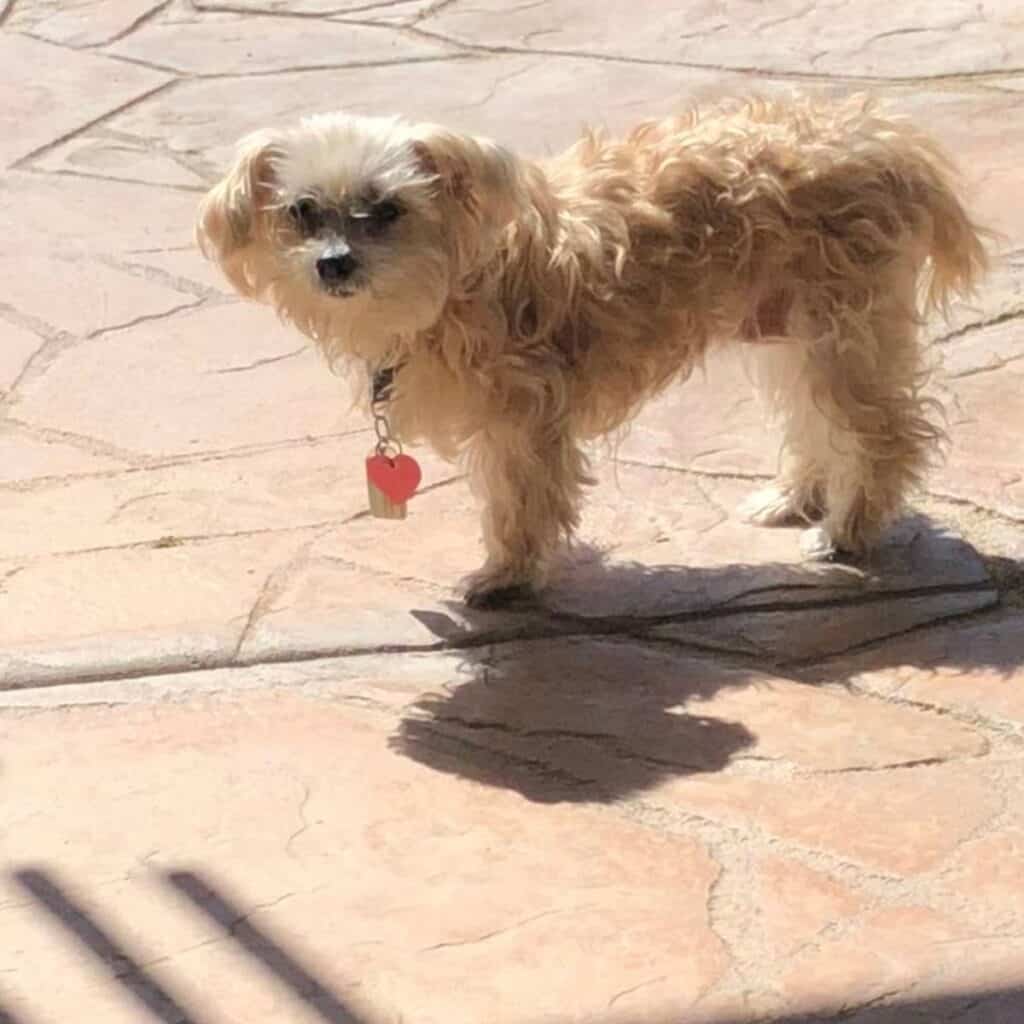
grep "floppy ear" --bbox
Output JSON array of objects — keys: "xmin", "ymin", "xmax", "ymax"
[
  {"xmin": 410, "ymin": 126, "xmax": 527, "ymax": 267},
  {"xmin": 196, "ymin": 131, "xmax": 283, "ymax": 297}
]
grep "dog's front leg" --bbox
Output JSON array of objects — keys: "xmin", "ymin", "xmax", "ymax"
[{"xmin": 463, "ymin": 418, "xmax": 590, "ymax": 610}]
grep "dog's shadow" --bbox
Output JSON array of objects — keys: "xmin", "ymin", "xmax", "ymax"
[{"xmin": 390, "ymin": 517, "xmax": 1023, "ymax": 803}]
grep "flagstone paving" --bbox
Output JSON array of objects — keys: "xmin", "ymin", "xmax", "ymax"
[{"xmin": 2, "ymin": 2, "xmax": 1024, "ymax": 1022}]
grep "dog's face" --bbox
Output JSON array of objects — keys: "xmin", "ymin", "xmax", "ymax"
[{"xmin": 197, "ymin": 113, "xmax": 525, "ymax": 363}]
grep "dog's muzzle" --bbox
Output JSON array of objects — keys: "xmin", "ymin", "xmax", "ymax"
[{"xmin": 316, "ymin": 245, "xmax": 359, "ymax": 292}]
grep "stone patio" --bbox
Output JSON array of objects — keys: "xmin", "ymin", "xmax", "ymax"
[{"xmin": 2, "ymin": 1, "xmax": 1024, "ymax": 1022}]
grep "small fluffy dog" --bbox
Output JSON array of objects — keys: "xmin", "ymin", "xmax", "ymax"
[{"xmin": 197, "ymin": 94, "xmax": 987, "ymax": 608}]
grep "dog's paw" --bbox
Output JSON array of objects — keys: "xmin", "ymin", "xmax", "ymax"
[
  {"xmin": 740, "ymin": 483, "xmax": 822, "ymax": 527},
  {"xmin": 799, "ymin": 525, "xmax": 838, "ymax": 561},
  {"xmin": 463, "ymin": 567, "xmax": 538, "ymax": 610},
  {"xmin": 799, "ymin": 525, "xmax": 861, "ymax": 564},
  {"xmin": 740, "ymin": 485, "xmax": 801, "ymax": 527},
  {"xmin": 464, "ymin": 581, "xmax": 536, "ymax": 611}
]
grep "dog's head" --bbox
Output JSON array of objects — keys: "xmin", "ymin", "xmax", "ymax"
[{"xmin": 196, "ymin": 113, "xmax": 527, "ymax": 362}]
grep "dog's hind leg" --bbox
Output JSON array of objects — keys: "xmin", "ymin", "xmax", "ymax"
[
  {"xmin": 740, "ymin": 335, "xmax": 829, "ymax": 529},
  {"xmin": 463, "ymin": 419, "xmax": 592, "ymax": 609},
  {"xmin": 786, "ymin": 263, "xmax": 940, "ymax": 561}
]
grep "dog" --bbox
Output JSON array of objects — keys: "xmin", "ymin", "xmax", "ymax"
[{"xmin": 196, "ymin": 94, "xmax": 988, "ymax": 609}]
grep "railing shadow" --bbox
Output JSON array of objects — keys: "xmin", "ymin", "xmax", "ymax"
[
  {"xmin": 13, "ymin": 867, "xmax": 370, "ymax": 1024},
  {"xmin": 12, "ymin": 869, "xmax": 210, "ymax": 1024},
  {"xmin": 165, "ymin": 870, "xmax": 366, "ymax": 1024},
  {"xmin": 10, "ymin": 865, "xmax": 1024, "ymax": 1023}
]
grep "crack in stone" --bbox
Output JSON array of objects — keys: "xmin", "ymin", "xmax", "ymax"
[
  {"xmin": 0, "ymin": 304, "xmax": 64, "ymax": 346},
  {"xmin": 210, "ymin": 346, "xmax": 306, "ymax": 375},
  {"xmin": 97, "ymin": 252, "xmax": 232, "ymax": 303},
  {"xmin": 26, "ymin": 165, "xmax": 206, "ymax": 194},
  {"xmin": 416, "ymin": 709, "xmax": 717, "ymax": 773},
  {"xmin": 922, "ymin": 487, "xmax": 1024, "ymax": 527},
  {"xmin": 809, "ymin": 752, "xmax": 989, "ymax": 776},
  {"xmin": 107, "ymin": 490, "xmax": 175, "ymax": 522},
  {"xmin": 0, "ymin": 336, "xmax": 84, "ymax": 417},
  {"xmin": 419, "ymin": 906, "xmax": 580, "ymax": 952},
  {"xmin": 834, "ymin": 985, "xmax": 919, "ymax": 1018},
  {"xmin": 84, "ymin": 0, "xmax": 173, "ymax": 50},
  {"xmin": 605, "ymin": 974, "xmax": 670, "ymax": 1009},
  {"xmin": 435, "ymin": 58, "xmax": 534, "ymax": 115},
  {"xmin": 399, "ymin": 717, "xmax": 603, "ymax": 792},
  {"xmin": 135, "ymin": 935, "xmax": 225, "ymax": 973},
  {"xmin": 124, "ymin": 51, "xmax": 473, "ymax": 81},
  {"xmin": 701, "ymin": 850, "xmax": 750, "ymax": 986},
  {"xmin": 2, "ymin": 569, "xmax": 998, "ymax": 693},
  {"xmin": 755, "ymin": 2, "xmax": 815, "ymax": 33},
  {"xmin": 931, "ymin": 305, "xmax": 1024, "ymax": 347},
  {"xmin": 84, "ymin": 297, "xmax": 208, "ymax": 342},
  {"xmin": 840, "ymin": 680, "xmax": 1024, "ymax": 750},
  {"xmin": 233, "ymin": 531, "xmax": 329, "ymax": 661},
  {"xmin": 0, "ymin": 428, "xmax": 371, "ymax": 494},
  {"xmin": 778, "ymin": 591, "xmax": 999, "ymax": 670},
  {"xmin": 285, "ymin": 781, "xmax": 313, "ymax": 856},
  {"xmin": 194, "ymin": 1, "xmax": 370, "ymax": 18},
  {"xmin": 612, "ymin": 455, "xmax": 773, "ymax": 484},
  {"xmin": 861, "ymin": 22, "xmax": 970, "ymax": 52},
  {"xmin": 947, "ymin": 350, "xmax": 1024, "ymax": 381},
  {"xmin": 3, "ymin": 417, "xmax": 149, "ymax": 466},
  {"xmin": 85, "ymin": 47, "xmax": 202, "ymax": 79},
  {"xmin": 345, "ymin": 0, "xmax": 435, "ymax": 15}
]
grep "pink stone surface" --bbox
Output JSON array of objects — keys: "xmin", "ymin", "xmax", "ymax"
[
  {"xmin": 3, "ymin": 1, "xmax": 1024, "ymax": 1020},
  {"xmin": 8, "ymin": 0, "xmax": 166, "ymax": 48},
  {"xmin": 0, "ymin": 693, "xmax": 727, "ymax": 1023},
  {"xmin": 109, "ymin": 10, "xmax": 455, "ymax": 74},
  {"xmin": 0, "ymin": 34, "xmax": 169, "ymax": 167}
]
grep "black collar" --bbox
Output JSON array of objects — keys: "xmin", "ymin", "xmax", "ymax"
[{"xmin": 370, "ymin": 361, "xmax": 404, "ymax": 404}]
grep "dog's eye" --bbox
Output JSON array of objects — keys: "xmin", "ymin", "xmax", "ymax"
[
  {"xmin": 369, "ymin": 200, "xmax": 403, "ymax": 228},
  {"xmin": 288, "ymin": 198, "xmax": 321, "ymax": 235}
]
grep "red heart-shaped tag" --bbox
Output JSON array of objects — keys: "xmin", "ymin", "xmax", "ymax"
[{"xmin": 366, "ymin": 453, "xmax": 422, "ymax": 503}]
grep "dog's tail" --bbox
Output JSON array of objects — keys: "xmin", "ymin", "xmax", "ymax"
[{"xmin": 905, "ymin": 137, "xmax": 991, "ymax": 316}]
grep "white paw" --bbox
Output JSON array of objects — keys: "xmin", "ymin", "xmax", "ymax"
[
  {"xmin": 800, "ymin": 525, "xmax": 838, "ymax": 561},
  {"xmin": 740, "ymin": 485, "xmax": 805, "ymax": 527}
]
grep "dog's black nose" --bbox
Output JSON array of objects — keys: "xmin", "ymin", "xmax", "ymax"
[{"xmin": 317, "ymin": 252, "xmax": 358, "ymax": 284}]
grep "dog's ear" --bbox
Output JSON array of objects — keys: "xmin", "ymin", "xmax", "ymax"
[
  {"xmin": 409, "ymin": 126, "xmax": 526, "ymax": 263},
  {"xmin": 196, "ymin": 132, "xmax": 283, "ymax": 297}
]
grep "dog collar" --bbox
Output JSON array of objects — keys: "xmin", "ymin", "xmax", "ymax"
[{"xmin": 370, "ymin": 363, "xmax": 401, "ymax": 404}]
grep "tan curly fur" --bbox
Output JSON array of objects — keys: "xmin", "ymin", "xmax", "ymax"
[{"xmin": 197, "ymin": 93, "xmax": 989, "ymax": 607}]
